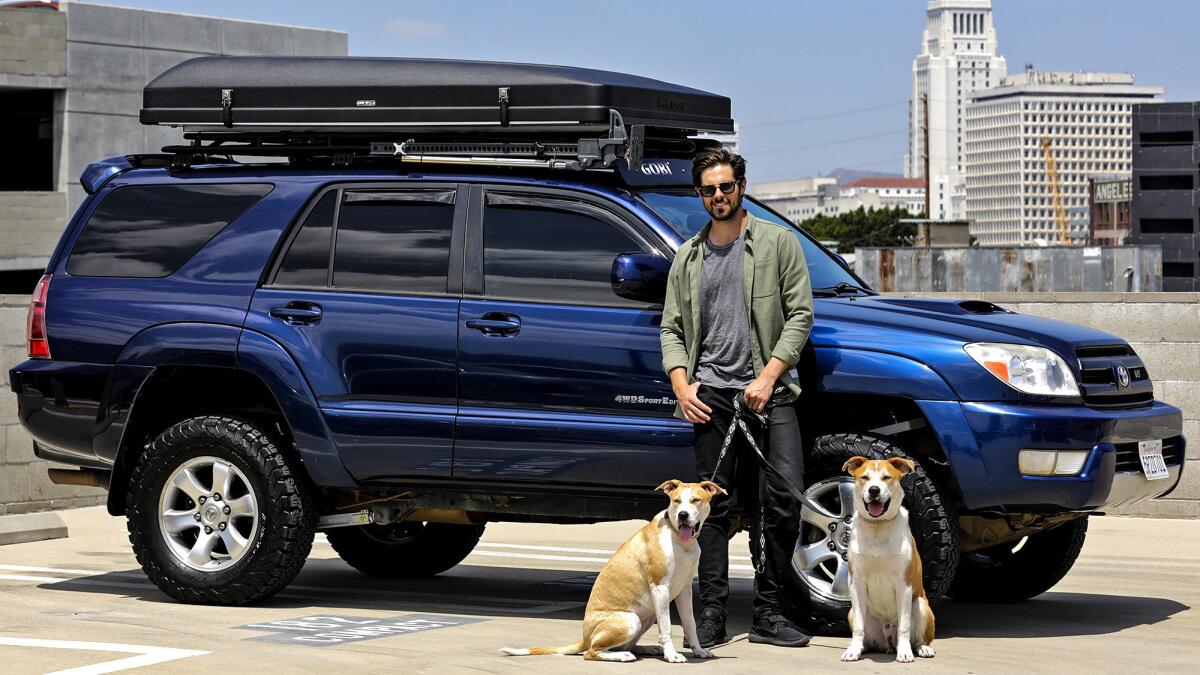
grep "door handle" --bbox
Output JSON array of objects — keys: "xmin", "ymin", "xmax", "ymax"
[
  {"xmin": 466, "ymin": 314, "xmax": 521, "ymax": 336},
  {"xmin": 270, "ymin": 303, "xmax": 323, "ymax": 325}
]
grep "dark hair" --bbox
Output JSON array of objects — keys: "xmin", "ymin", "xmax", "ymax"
[{"xmin": 691, "ymin": 147, "xmax": 746, "ymax": 187}]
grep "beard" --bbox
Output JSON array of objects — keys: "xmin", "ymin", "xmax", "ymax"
[{"xmin": 704, "ymin": 192, "xmax": 743, "ymax": 222}]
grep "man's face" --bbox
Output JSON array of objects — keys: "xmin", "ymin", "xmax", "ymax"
[{"xmin": 696, "ymin": 164, "xmax": 744, "ymax": 223}]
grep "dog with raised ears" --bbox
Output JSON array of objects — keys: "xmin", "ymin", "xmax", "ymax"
[
  {"xmin": 501, "ymin": 479, "xmax": 726, "ymax": 663},
  {"xmin": 839, "ymin": 456, "xmax": 936, "ymax": 664}
]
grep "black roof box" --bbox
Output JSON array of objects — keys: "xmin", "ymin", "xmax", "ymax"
[{"xmin": 140, "ymin": 56, "xmax": 733, "ymax": 135}]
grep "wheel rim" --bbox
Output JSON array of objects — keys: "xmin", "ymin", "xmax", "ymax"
[
  {"xmin": 158, "ymin": 456, "xmax": 260, "ymax": 572},
  {"xmin": 791, "ymin": 476, "xmax": 856, "ymax": 603}
]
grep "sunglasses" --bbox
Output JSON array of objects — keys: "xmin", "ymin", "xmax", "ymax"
[{"xmin": 697, "ymin": 180, "xmax": 740, "ymax": 198}]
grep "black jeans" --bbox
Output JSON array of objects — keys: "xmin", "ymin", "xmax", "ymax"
[{"xmin": 693, "ymin": 384, "xmax": 810, "ymax": 623}]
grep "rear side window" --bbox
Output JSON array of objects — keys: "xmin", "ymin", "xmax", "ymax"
[
  {"xmin": 67, "ymin": 183, "xmax": 271, "ymax": 278},
  {"xmin": 331, "ymin": 190, "xmax": 455, "ymax": 293},
  {"xmin": 275, "ymin": 192, "xmax": 336, "ymax": 287}
]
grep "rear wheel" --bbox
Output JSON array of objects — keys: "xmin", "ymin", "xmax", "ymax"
[
  {"xmin": 326, "ymin": 521, "xmax": 486, "ymax": 578},
  {"xmin": 794, "ymin": 433, "xmax": 960, "ymax": 635},
  {"xmin": 949, "ymin": 516, "xmax": 1088, "ymax": 603},
  {"xmin": 126, "ymin": 416, "xmax": 316, "ymax": 605}
]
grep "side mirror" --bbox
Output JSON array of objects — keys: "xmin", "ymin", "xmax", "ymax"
[{"xmin": 611, "ymin": 253, "xmax": 670, "ymax": 304}]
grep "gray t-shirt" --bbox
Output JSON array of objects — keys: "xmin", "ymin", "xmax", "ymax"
[{"xmin": 694, "ymin": 230, "xmax": 755, "ymax": 388}]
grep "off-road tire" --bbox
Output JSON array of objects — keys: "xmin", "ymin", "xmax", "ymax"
[
  {"xmin": 949, "ymin": 516, "xmax": 1088, "ymax": 603},
  {"xmin": 126, "ymin": 416, "xmax": 316, "ymax": 604},
  {"xmin": 801, "ymin": 433, "xmax": 960, "ymax": 635},
  {"xmin": 326, "ymin": 521, "xmax": 486, "ymax": 578}
]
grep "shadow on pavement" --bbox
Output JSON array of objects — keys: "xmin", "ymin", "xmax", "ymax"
[{"xmin": 937, "ymin": 592, "xmax": 1189, "ymax": 638}]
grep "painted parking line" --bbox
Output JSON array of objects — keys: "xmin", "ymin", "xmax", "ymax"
[
  {"xmin": 237, "ymin": 614, "xmax": 484, "ymax": 647},
  {"xmin": 0, "ymin": 636, "xmax": 206, "ymax": 675},
  {"xmin": 475, "ymin": 541, "xmax": 755, "ymax": 562},
  {"xmin": 468, "ymin": 546, "xmax": 756, "ymax": 571},
  {"xmin": 0, "ymin": 563, "xmax": 582, "ymax": 615}
]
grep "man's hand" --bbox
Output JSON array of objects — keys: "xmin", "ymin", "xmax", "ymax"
[
  {"xmin": 675, "ymin": 381, "xmax": 711, "ymax": 424},
  {"xmin": 743, "ymin": 375, "xmax": 775, "ymax": 413}
]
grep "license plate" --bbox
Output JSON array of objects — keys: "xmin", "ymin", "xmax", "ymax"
[{"xmin": 1138, "ymin": 439, "xmax": 1169, "ymax": 481}]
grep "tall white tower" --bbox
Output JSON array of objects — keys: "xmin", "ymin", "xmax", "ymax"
[{"xmin": 907, "ymin": 0, "xmax": 1006, "ymax": 219}]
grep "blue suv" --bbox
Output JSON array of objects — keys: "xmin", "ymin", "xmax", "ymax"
[{"xmin": 9, "ymin": 58, "xmax": 1184, "ymax": 629}]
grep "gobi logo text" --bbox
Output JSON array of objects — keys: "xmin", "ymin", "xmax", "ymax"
[
  {"xmin": 656, "ymin": 97, "xmax": 686, "ymax": 113},
  {"xmin": 639, "ymin": 162, "xmax": 674, "ymax": 176}
]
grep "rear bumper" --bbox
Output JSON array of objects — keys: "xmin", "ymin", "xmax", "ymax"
[{"xmin": 919, "ymin": 399, "xmax": 1184, "ymax": 512}]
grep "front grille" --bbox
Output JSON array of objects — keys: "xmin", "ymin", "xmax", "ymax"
[
  {"xmin": 1113, "ymin": 435, "xmax": 1184, "ymax": 473},
  {"xmin": 1074, "ymin": 345, "xmax": 1154, "ymax": 409}
]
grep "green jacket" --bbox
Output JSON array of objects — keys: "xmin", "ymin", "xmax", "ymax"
[{"xmin": 660, "ymin": 212, "xmax": 814, "ymax": 419}]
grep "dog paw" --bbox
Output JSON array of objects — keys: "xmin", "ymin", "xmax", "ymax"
[
  {"xmin": 613, "ymin": 652, "xmax": 637, "ymax": 662},
  {"xmin": 840, "ymin": 644, "xmax": 863, "ymax": 662},
  {"xmin": 917, "ymin": 645, "xmax": 935, "ymax": 658},
  {"xmin": 896, "ymin": 645, "xmax": 915, "ymax": 663},
  {"xmin": 691, "ymin": 647, "xmax": 714, "ymax": 659},
  {"xmin": 663, "ymin": 651, "xmax": 687, "ymax": 664}
]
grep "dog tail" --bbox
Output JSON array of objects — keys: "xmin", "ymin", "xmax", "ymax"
[{"xmin": 501, "ymin": 640, "xmax": 585, "ymax": 656}]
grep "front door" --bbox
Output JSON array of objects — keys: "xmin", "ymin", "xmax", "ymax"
[
  {"xmin": 455, "ymin": 186, "xmax": 691, "ymax": 488},
  {"xmin": 246, "ymin": 183, "xmax": 465, "ymax": 482}
]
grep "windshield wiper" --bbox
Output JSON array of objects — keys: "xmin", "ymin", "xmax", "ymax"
[{"xmin": 814, "ymin": 281, "xmax": 876, "ymax": 297}]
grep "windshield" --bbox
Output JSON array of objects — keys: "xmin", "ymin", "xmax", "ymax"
[{"xmin": 635, "ymin": 190, "xmax": 869, "ymax": 292}]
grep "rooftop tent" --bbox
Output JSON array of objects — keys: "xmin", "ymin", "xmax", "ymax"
[{"xmin": 141, "ymin": 56, "xmax": 732, "ymax": 135}]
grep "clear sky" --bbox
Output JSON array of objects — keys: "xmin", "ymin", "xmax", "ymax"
[{"xmin": 83, "ymin": 0, "xmax": 1200, "ymax": 182}]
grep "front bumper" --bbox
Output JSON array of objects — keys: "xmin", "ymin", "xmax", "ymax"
[{"xmin": 917, "ymin": 399, "xmax": 1184, "ymax": 512}]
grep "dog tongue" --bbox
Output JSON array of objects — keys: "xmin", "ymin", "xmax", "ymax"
[
  {"xmin": 679, "ymin": 524, "xmax": 696, "ymax": 542},
  {"xmin": 867, "ymin": 501, "xmax": 886, "ymax": 517}
]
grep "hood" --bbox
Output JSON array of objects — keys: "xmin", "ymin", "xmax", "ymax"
[{"xmin": 813, "ymin": 296, "xmax": 1125, "ymax": 359}]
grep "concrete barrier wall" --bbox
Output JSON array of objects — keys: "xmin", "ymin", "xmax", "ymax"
[{"xmin": 0, "ymin": 293, "xmax": 1195, "ymax": 518}]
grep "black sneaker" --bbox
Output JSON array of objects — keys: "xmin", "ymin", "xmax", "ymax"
[
  {"xmin": 695, "ymin": 607, "xmax": 728, "ymax": 648},
  {"xmin": 749, "ymin": 613, "xmax": 812, "ymax": 648}
]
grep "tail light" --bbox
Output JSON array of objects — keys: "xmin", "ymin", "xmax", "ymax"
[{"xmin": 27, "ymin": 274, "xmax": 51, "ymax": 359}]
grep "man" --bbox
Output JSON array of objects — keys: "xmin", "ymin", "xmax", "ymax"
[{"xmin": 659, "ymin": 147, "xmax": 814, "ymax": 648}]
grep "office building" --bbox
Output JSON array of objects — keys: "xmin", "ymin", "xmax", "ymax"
[{"xmin": 1130, "ymin": 102, "xmax": 1200, "ymax": 291}]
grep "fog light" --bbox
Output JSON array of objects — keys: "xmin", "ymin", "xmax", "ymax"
[
  {"xmin": 1019, "ymin": 449, "xmax": 1090, "ymax": 476},
  {"xmin": 1052, "ymin": 451, "xmax": 1089, "ymax": 476},
  {"xmin": 1019, "ymin": 450, "xmax": 1058, "ymax": 476}
]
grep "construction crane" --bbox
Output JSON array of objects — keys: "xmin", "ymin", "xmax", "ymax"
[{"xmin": 1040, "ymin": 136, "xmax": 1070, "ymax": 245}]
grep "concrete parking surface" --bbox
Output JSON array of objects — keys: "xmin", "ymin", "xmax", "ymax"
[{"xmin": 0, "ymin": 507, "xmax": 1195, "ymax": 674}]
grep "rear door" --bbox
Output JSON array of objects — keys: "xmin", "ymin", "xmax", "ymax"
[
  {"xmin": 246, "ymin": 183, "xmax": 466, "ymax": 482},
  {"xmin": 455, "ymin": 186, "xmax": 691, "ymax": 487}
]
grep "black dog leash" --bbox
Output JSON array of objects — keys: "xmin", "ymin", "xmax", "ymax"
[{"xmin": 707, "ymin": 392, "xmax": 825, "ymax": 573}]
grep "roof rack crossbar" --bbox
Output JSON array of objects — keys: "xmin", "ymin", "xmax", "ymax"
[{"xmin": 160, "ymin": 109, "xmax": 657, "ymax": 172}]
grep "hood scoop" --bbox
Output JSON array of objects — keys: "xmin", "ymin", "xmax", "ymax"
[{"xmin": 870, "ymin": 298, "xmax": 1013, "ymax": 316}]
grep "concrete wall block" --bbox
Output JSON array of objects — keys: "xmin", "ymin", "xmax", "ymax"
[
  {"xmin": 0, "ymin": 463, "xmax": 33, "ymax": 505},
  {"xmin": 220, "ymin": 20, "xmax": 295, "ymax": 56},
  {"xmin": 1185, "ymin": 420, "xmax": 1199, "ymax": 461},
  {"xmin": 294, "ymin": 28, "xmax": 347, "ymax": 56},
  {"xmin": 143, "ymin": 11, "xmax": 221, "ymax": 53},
  {"xmin": 66, "ymin": 3, "xmax": 144, "ymax": 48},
  {"xmin": 1086, "ymin": 303, "xmax": 1165, "ymax": 342},
  {"xmin": 67, "ymin": 42, "xmax": 147, "ymax": 95},
  {"xmin": 0, "ymin": 396, "xmax": 17, "ymax": 427},
  {"xmin": 1167, "ymin": 460, "xmax": 1200, "ymax": 500},
  {"xmin": 5, "ymin": 499, "xmax": 52, "ymax": 515},
  {"xmin": 1162, "ymin": 381, "xmax": 1200, "ymax": 421},
  {"xmin": 1162, "ymin": 303, "xmax": 1200, "ymax": 342},
  {"xmin": 66, "ymin": 112, "xmax": 147, "ymax": 189},
  {"xmin": 1013, "ymin": 302, "xmax": 1093, "ymax": 329},
  {"xmin": 67, "ymin": 88, "xmax": 143, "ymax": 118},
  {"xmin": 1130, "ymin": 342, "xmax": 1200, "ymax": 383},
  {"xmin": 0, "ymin": 308, "xmax": 24, "ymax": 348},
  {"xmin": 5, "ymin": 426, "xmax": 35, "ymax": 465},
  {"xmin": 1108, "ymin": 498, "xmax": 1199, "ymax": 519}
]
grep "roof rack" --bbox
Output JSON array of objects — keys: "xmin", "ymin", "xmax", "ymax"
[{"xmin": 160, "ymin": 109, "xmax": 690, "ymax": 172}]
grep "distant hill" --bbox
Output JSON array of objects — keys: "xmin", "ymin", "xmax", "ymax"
[{"xmin": 824, "ymin": 168, "xmax": 904, "ymax": 186}]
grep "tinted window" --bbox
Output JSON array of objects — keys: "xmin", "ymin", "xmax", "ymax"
[
  {"xmin": 332, "ymin": 191, "xmax": 454, "ymax": 293},
  {"xmin": 275, "ymin": 192, "xmax": 335, "ymax": 286},
  {"xmin": 635, "ymin": 190, "xmax": 865, "ymax": 292},
  {"xmin": 484, "ymin": 197, "xmax": 646, "ymax": 305},
  {"xmin": 67, "ymin": 183, "xmax": 271, "ymax": 278}
]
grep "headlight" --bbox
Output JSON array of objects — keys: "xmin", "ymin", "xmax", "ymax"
[{"xmin": 964, "ymin": 343, "xmax": 1080, "ymax": 397}]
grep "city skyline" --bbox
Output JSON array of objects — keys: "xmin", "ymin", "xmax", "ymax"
[{"xmin": 71, "ymin": 0, "xmax": 1200, "ymax": 182}]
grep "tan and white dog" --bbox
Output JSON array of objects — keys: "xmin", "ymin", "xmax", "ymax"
[
  {"xmin": 840, "ymin": 456, "xmax": 936, "ymax": 664},
  {"xmin": 502, "ymin": 479, "xmax": 725, "ymax": 663}
]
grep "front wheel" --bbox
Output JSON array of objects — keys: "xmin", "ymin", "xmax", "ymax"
[
  {"xmin": 793, "ymin": 433, "xmax": 960, "ymax": 635},
  {"xmin": 948, "ymin": 516, "xmax": 1088, "ymax": 603},
  {"xmin": 126, "ymin": 416, "xmax": 316, "ymax": 605}
]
